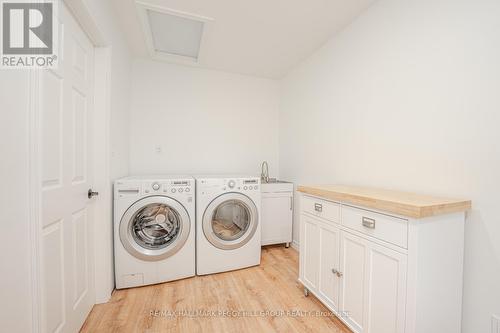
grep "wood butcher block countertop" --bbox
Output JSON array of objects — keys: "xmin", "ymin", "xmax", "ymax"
[{"xmin": 297, "ymin": 185, "xmax": 471, "ymax": 219}]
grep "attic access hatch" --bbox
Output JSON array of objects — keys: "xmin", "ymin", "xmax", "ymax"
[{"xmin": 137, "ymin": 2, "xmax": 213, "ymax": 64}]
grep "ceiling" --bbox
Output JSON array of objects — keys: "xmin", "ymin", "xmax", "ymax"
[{"xmin": 111, "ymin": 0, "xmax": 375, "ymax": 79}]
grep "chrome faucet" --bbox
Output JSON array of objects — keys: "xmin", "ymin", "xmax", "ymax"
[{"xmin": 261, "ymin": 161, "xmax": 270, "ymax": 183}]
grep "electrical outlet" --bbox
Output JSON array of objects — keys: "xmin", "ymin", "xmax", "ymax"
[
  {"xmin": 155, "ymin": 145, "xmax": 162, "ymax": 154},
  {"xmin": 492, "ymin": 314, "xmax": 500, "ymax": 333}
]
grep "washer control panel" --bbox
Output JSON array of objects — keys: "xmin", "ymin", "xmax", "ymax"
[
  {"xmin": 115, "ymin": 179, "xmax": 194, "ymax": 200},
  {"xmin": 146, "ymin": 180, "xmax": 192, "ymax": 195}
]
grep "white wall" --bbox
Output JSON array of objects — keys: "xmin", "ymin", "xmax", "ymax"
[
  {"xmin": 85, "ymin": 0, "xmax": 132, "ymax": 181},
  {"xmin": 0, "ymin": 71, "xmax": 34, "ymax": 332},
  {"xmin": 129, "ymin": 59, "xmax": 280, "ymax": 177},
  {"xmin": 279, "ymin": 0, "xmax": 500, "ymax": 332}
]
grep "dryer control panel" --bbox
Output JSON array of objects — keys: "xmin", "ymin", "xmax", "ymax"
[
  {"xmin": 197, "ymin": 177, "xmax": 260, "ymax": 195},
  {"xmin": 241, "ymin": 178, "xmax": 259, "ymax": 191}
]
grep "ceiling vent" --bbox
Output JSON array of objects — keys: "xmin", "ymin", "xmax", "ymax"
[{"xmin": 137, "ymin": 2, "xmax": 213, "ymax": 64}]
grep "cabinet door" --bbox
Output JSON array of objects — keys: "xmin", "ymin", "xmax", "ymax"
[
  {"xmin": 261, "ymin": 193, "xmax": 293, "ymax": 245},
  {"xmin": 300, "ymin": 214, "xmax": 320, "ymax": 290},
  {"xmin": 365, "ymin": 241, "xmax": 407, "ymax": 333},
  {"xmin": 339, "ymin": 231, "xmax": 407, "ymax": 333},
  {"xmin": 339, "ymin": 232, "xmax": 368, "ymax": 333},
  {"xmin": 318, "ymin": 222, "xmax": 341, "ymax": 311}
]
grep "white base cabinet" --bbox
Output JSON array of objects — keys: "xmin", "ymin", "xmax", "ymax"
[
  {"xmin": 261, "ymin": 182, "xmax": 293, "ymax": 246},
  {"xmin": 299, "ymin": 194, "xmax": 465, "ymax": 333}
]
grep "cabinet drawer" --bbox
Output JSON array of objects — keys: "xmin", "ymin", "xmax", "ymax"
[
  {"xmin": 342, "ymin": 205, "xmax": 408, "ymax": 248},
  {"xmin": 302, "ymin": 196, "xmax": 340, "ymax": 223}
]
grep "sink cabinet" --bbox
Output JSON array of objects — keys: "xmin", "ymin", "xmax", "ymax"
[
  {"xmin": 261, "ymin": 181, "xmax": 294, "ymax": 246},
  {"xmin": 298, "ymin": 192, "xmax": 466, "ymax": 333}
]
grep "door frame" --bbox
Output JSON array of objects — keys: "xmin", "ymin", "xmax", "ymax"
[{"xmin": 28, "ymin": 1, "xmax": 112, "ymax": 331}]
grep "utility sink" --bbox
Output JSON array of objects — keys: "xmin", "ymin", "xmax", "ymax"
[
  {"xmin": 263, "ymin": 178, "xmax": 290, "ymax": 184},
  {"xmin": 261, "ymin": 179, "xmax": 293, "ymax": 193}
]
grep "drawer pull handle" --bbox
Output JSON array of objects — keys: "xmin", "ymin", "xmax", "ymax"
[
  {"xmin": 314, "ymin": 203, "xmax": 323, "ymax": 212},
  {"xmin": 362, "ymin": 216, "xmax": 376, "ymax": 229}
]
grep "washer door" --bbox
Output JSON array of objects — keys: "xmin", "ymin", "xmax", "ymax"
[
  {"xmin": 120, "ymin": 196, "xmax": 190, "ymax": 261},
  {"xmin": 203, "ymin": 192, "xmax": 258, "ymax": 250}
]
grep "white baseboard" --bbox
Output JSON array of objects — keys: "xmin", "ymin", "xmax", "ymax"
[{"xmin": 291, "ymin": 239, "xmax": 300, "ymax": 251}]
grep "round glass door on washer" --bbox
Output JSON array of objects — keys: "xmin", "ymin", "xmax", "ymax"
[
  {"xmin": 120, "ymin": 196, "xmax": 191, "ymax": 261},
  {"xmin": 203, "ymin": 193, "xmax": 258, "ymax": 250}
]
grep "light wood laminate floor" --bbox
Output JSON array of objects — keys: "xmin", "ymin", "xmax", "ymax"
[{"xmin": 81, "ymin": 246, "xmax": 351, "ymax": 333}]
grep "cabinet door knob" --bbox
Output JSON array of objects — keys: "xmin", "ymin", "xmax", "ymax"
[{"xmin": 314, "ymin": 203, "xmax": 322, "ymax": 212}]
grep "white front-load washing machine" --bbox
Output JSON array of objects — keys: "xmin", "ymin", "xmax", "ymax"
[
  {"xmin": 195, "ymin": 175, "xmax": 261, "ymax": 275},
  {"xmin": 114, "ymin": 176, "xmax": 195, "ymax": 289}
]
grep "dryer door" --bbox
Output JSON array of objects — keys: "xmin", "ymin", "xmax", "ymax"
[
  {"xmin": 120, "ymin": 196, "xmax": 191, "ymax": 261},
  {"xmin": 203, "ymin": 192, "xmax": 259, "ymax": 250}
]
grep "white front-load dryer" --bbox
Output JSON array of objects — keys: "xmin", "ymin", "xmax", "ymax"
[
  {"xmin": 195, "ymin": 175, "xmax": 261, "ymax": 275},
  {"xmin": 114, "ymin": 176, "xmax": 195, "ymax": 289}
]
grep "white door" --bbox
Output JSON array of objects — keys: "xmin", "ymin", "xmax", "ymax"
[
  {"xmin": 40, "ymin": 3, "xmax": 95, "ymax": 333},
  {"xmin": 339, "ymin": 231, "xmax": 368, "ymax": 333},
  {"xmin": 318, "ymin": 222, "xmax": 341, "ymax": 311},
  {"xmin": 364, "ymin": 240, "xmax": 407, "ymax": 333},
  {"xmin": 261, "ymin": 192, "xmax": 292, "ymax": 245},
  {"xmin": 299, "ymin": 214, "xmax": 320, "ymax": 290},
  {"xmin": 339, "ymin": 231, "xmax": 407, "ymax": 333}
]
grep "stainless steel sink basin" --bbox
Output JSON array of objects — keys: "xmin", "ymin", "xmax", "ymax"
[
  {"xmin": 261, "ymin": 178, "xmax": 291, "ymax": 184},
  {"xmin": 260, "ymin": 179, "xmax": 293, "ymax": 192}
]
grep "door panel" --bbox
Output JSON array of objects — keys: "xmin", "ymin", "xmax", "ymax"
[
  {"xmin": 366, "ymin": 243, "xmax": 407, "ymax": 333},
  {"xmin": 318, "ymin": 223, "xmax": 340, "ymax": 310},
  {"xmin": 72, "ymin": 209, "xmax": 88, "ymax": 307},
  {"xmin": 340, "ymin": 231, "xmax": 407, "ymax": 333},
  {"xmin": 301, "ymin": 215, "xmax": 320, "ymax": 290},
  {"xmin": 41, "ymin": 69, "xmax": 63, "ymax": 189},
  {"xmin": 340, "ymin": 232, "xmax": 367, "ymax": 333},
  {"xmin": 41, "ymin": 221, "xmax": 65, "ymax": 333},
  {"xmin": 40, "ymin": 3, "xmax": 95, "ymax": 333},
  {"xmin": 71, "ymin": 89, "xmax": 87, "ymax": 184}
]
